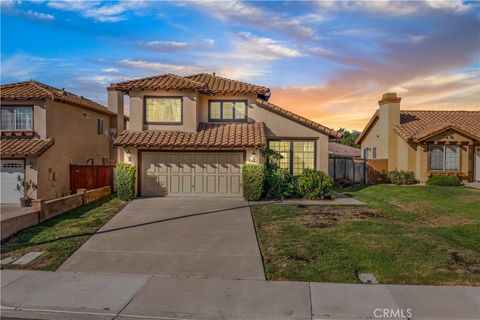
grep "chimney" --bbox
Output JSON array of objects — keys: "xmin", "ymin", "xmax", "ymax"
[
  {"xmin": 107, "ymin": 89, "xmax": 125, "ymax": 133},
  {"xmin": 378, "ymin": 92, "xmax": 401, "ymax": 170}
]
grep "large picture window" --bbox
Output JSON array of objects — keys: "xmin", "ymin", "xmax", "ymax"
[
  {"xmin": 268, "ymin": 140, "xmax": 315, "ymax": 175},
  {"xmin": 0, "ymin": 106, "xmax": 33, "ymax": 131},
  {"xmin": 429, "ymin": 145, "xmax": 460, "ymax": 171},
  {"xmin": 145, "ymin": 97, "xmax": 182, "ymax": 124},
  {"xmin": 209, "ymin": 100, "xmax": 247, "ymax": 122}
]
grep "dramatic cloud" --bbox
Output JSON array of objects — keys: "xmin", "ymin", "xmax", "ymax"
[
  {"xmin": 184, "ymin": 0, "xmax": 315, "ymax": 38},
  {"xmin": 231, "ymin": 32, "xmax": 302, "ymax": 61},
  {"xmin": 139, "ymin": 40, "xmax": 191, "ymax": 52}
]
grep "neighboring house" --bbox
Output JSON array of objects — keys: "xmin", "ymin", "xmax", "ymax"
[
  {"xmin": 356, "ymin": 93, "xmax": 480, "ymax": 182},
  {"xmin": 0, "ymin": 80, "xmax": 123, "ymax": 203},
  {"xmin": 109, "ymin": 73, "xmax": 340, "ymax": 197},
  {"xmin": 328, "ymin": 142, "xmax": 361, "ymax": 158}
]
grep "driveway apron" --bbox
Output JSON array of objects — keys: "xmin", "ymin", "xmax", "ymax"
[{"xmin": 59, "ymin": 197, "xmax": 265, "ymax": 280}]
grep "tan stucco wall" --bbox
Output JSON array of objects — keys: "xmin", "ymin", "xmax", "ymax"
[
  {"xmin": 36, "ymin": 100, "xmax": 111, "ymax": 200},
  {"xmin": 360, "ymin": 118, "xmax": 386, "ymax": 160},
  {"xmin": 128, "ymin": 89, "xmax": 199, "ymax": 132}
]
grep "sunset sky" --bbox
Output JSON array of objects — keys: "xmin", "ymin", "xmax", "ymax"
[{"xmin": 1, "ymin": 0, "xmax": 479, "ymax": 130}]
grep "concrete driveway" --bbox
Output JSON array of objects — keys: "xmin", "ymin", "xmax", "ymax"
[{"xmin": 59, "ymin": 197, "xmax": 265, "ymax": 280}]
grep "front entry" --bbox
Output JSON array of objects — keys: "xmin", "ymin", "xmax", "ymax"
[
  {"xmin": 476, "ymin": 147, "xmax": 480, "ymax": 182},
  {"xmin": 141, "ymin": 152, "xmax": 243, "ymax": 197}
]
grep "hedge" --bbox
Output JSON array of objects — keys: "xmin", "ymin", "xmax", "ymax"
[
  {"xmin": 426, "ymin": 175, "xmax": 462, "ymax": 186},
  {"xmin": 297, "ymin": 168, "xmax": 335, "ymax": 200},
  {"xmin": 242, "ymin": 163, "xmax": 265, "ymax": 201},
  {"xmin": 116, "ymin": 163, "xmax": 136, "ymax": 201}
]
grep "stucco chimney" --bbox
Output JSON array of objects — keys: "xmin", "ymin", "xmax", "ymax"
[
  {"xmin": 378, "ymin": 92, "xmax": 401, "ymax": 170},
  {"xmin": 107, "ymin": 89, "xmax": 125, "ymax": 133}
]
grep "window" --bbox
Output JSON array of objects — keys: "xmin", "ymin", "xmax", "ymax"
[
  {"xmin": 363, "ymin": 148, "xmax": 369, "ymax": 159},
  {"xmin": 268, "ymin": 140, "xmax": 315, "ymax": 175},
  {"xmin": 97, "ymin": 118, "xmax": 104, "ymax": 135},
  {"xmin": 1, "ymin": 106, "xmax": 33, "ymax": 131},
  {"xmin": 429, "ymin": 145, "xmax": 459, "ymax": 171},
  {"xmin": 209, "ymin": 100, "xmax": 247, "ymax": 122},
  {"xmin": 372, "ymin": 147, "xmax": 377, "ymax": 159},
  {"xmin": 145, "ymin": 97, "xmax": 182, "ymax": 124}
]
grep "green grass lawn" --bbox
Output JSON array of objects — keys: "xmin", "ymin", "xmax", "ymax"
[
  {"xmin": 1, "ymin": 195, "xmax": 126, "ymax": 271},
  {"xmin": 250, "ymin": 185, "xmax": 480, "ymax": 285}
]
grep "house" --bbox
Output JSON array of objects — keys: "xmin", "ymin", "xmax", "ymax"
[
  {"xmin": 0, "ymin": 80, "xmax": 124, "ymax": 203},
  {"xmin": 356, "ymin": 92, "xmax": 480, "ymax": 182},
  {"xmin": 109, "ymin": 73, "xmax": 340, "ymax": 197}
]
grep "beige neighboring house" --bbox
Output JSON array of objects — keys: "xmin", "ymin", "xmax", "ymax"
[
  {"xmin": 356, "ymin": 93, "xmax": 480, "ymax": 182},
  {"xmin": 109, "ymin": 73, "xmax": 340, "ymax": 197},
  {"xmin": 0, "ymin": 80, "xmax": 124, "ymax": 203}
]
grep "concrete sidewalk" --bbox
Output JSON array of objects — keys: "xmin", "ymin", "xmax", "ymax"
[{"xmin": 1, "ymin": 270, "xmax": 479, "ymax": 320}]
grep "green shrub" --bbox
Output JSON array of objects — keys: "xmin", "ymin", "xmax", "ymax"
[
  {"xmin": 387, "ymin": 170, "xmax": 416, "ymax": 185},
  {"xmin": 242, "ymin": 163, "xmax": 265, "ymax": 201},
  {"xmin": 297, "ymin": 168, "xmax": 335, "ymax": 200},
  {"xmin": 264, "ymin": 167, "xmax": 291, "ymax": 199},
  {"xmin": 284, "ymin": 175, "xmax": 302, "ymax": 199},
  {"xmin": 426, "ymin": 175, "xmax": 462, "ymax": 186},
  {"xmin": 116, "ymin": 163, "xmax": 136, "ymax": 201}
]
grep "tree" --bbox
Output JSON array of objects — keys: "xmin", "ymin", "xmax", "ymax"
[{"xmin": 337, "ymin": 128, "xmax": 361, "ymax": 148}]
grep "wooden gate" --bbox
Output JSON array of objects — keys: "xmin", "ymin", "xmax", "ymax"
[
  {"xmin": 70, "ymin": 165, "xmax": 115, "ymax": 193},
  {"xmin": 367, "ymin": 159, "xmax": 388, "ymax": 183}
]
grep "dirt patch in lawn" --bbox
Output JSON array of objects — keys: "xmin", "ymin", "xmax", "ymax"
[{"xmin": 295, "ymin": 206, "xmax": 382, "ymax": 229}]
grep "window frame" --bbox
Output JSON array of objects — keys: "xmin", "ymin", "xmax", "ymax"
[
  {"xmin": 97, "ymin": 118, "xmax": 104, "ymax": 135},
  {"xmin": 268, "ymin": 139, "xmax": 317, "ymax": 175},
  {"xmin": 208, "ymin": 99, "xmax": 248, "ymax": 122},
  {"xmin": 372, "ymin": 147, "xmax": 377, "ymax": 159},
  {"xmin": 428, "ymin": 145, "xmax": 460, "ymax": 172},
  {"xmin": 143, "ymin": 96, "xmax": 183, "ymax": 125},
  {"xmin": 0, "ymin": 105, "xmax": 34, "ymax": 132}
]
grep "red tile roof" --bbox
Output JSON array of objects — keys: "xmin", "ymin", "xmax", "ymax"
[
  {"xmin": 1, "ymin": 81, "xmax": 115, "ymax": 116},
  {"xmin": 114, "ymin": 122, "xmax": 267, "ymax": 149},
  {"xmin": 254, "ymin": 98, "xmax": 341, "ymax": 138},
  {"xmin": 395, "ymin": 110, "xmax": 480, "ymax": 142},
  {"xmin": 356, "ymin": 110, "xmax": 480, "ymax": 144},
  {"xmin": 109, "ymin": 73, "xmax": 270, "ymax": 95},
  {"xmin": 0, "ymin": 138, "xmax": 54, "ymax": 157},
  {"xmin": 185, "ymin": 73, "xmax": 270, "ymax": 95}
]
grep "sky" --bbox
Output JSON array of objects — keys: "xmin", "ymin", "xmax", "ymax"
[{"xmin": 1, "ymin": 0, "xmax": 479, "ymax": 131}]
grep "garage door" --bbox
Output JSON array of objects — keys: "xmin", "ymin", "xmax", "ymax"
[
  {"xmin": 141, "ymin": 152, "xmax": 243, "ymax": 197},
  {"xmin": 1, "ymin": 159, "xmax": 24, "ymax": 203}
]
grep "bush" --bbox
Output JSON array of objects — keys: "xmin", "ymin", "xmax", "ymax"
[
  {"xmin": 242, "ymin": 163, "xmax": 265, "ymax": 201},
  {"xmin": 426, "ymin": 175, "xmax": 462, "ymax": 186},
  {"xmin": 387, "ymin": 170, "xmax": 416, "ymax": 185},
  {"xmin": 297, "ymin": 168, "xmax": 335, "ymax": 200},
  {"xmin": 264, "ymin": 167, "xmax": 291, "ymax": 200},
  {"xmin": 116, "ymin": 163, "xmax": 136, "ymax": 201}
]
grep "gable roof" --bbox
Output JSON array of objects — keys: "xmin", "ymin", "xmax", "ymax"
[
  {"xmin": 185, "ymin": 73, "xmax": 270, "ymax": 95},
  {"xmin": 114, "ymin": 122, "xmax": 267, "ymax": 149},
  {"xmin": 0, "ymin": 138, "xmax": 54, "ymax": 158},
  {"xmin": 254, "ymin": 98, "xmax": 341, "ymax": 138},
  {"xmin": 395, "ymin": 110, "xmax": 480, "ymax": 142},
  {"xmin": 356, "ymin": 109, "xmax": 480, "ymax": 144},
  {"xmin": 1, "ymin": 80, "xmax": 115, "ymax": 116},
  {"xmin": 108, "ymin": 73, "xmax": 270, "ymax": 95}
]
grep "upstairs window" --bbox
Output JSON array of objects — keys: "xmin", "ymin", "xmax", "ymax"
[
  {"xmin": 145, "ymin": 97, "xmax": 182, "ymax": 124},
  {"xmin": 372, "ymin": 147, "xmax": 377, "ymax": 159},
  {"xmin": 209, "ymin": 100, "xmax": 247, "ymax": 122},
  {"xmin": 97, "ymin": 118, "xmax": 104, "ymax": 135},
  {"xmin": 429, "ymin": 145, "xmax": 459, "ymax": 171},
  {"xmin": 1, "ymin": 106, "xmax": 33, "ymax": 131}
]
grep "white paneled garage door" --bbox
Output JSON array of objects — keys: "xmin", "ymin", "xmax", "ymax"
[
  {"xmin": 1, "ymin": 159, "xmax": 24, "ymax": 203},
  {"xmin": 141, "ymin": 152, "xmax": 243, "ymax": 197}
]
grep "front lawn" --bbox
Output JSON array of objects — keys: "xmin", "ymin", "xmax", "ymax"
[
  {"xmin": 1, "ymin": 195, "xmax": 126, "ymax": 271},
  {"xmin": 250, "ymin": 185, "xmax": 480, "ymax": 285}
]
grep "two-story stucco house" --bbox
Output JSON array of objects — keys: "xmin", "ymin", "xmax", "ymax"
[
  {"xmin": 109, "ymin": 73, "xmax": 340, "ymax": 197},
  {"xmin": 0, "ymin": 80, "xmax": 123, "ymax": 203},
  {"xmin": 356, "ymin": 93, "xmax": 480, "ymax": 182}
]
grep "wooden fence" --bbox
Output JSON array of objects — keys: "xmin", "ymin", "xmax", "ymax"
[
  {"xmin": 70, "ymin": 165, "xmax": 115, "ymax": 194},
  {"xmin": 329, "ymin": 157, "xmax": 367, "ymax": 184},
  {"xmin": 366, "ymin": 159, "xmax": 388, "ymax": 183}
]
